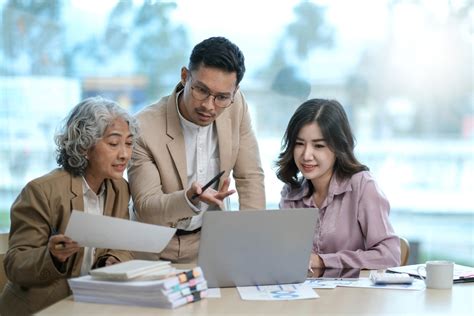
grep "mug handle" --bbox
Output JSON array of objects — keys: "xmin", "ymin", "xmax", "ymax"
[{"xmin": 417, "ymin": 265, "xmax": 426, "ymax": 281}]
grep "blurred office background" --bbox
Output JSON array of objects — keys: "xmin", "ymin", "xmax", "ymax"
[{"xmin": 0, "ymin": 0, "xmax": 472, "ymax": 265}]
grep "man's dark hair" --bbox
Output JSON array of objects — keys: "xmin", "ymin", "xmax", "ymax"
[{"xmin": 189, "ymin": 36, "xmax": 246, "ymax": 85}]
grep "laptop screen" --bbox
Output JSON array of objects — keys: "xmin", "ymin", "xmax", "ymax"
[{"xmin": 197, "ymin": 208, "xmax": 318, "ymax": 287}]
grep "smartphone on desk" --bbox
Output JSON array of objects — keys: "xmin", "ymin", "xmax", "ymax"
[{"xmin": 307, "ymin": 268, "xmax": 361, "ymax": 281}]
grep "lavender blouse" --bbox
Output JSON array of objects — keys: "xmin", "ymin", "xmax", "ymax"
[{"xmin": 279, "ymin": 171, "xmax": 400, "ymax": 269}]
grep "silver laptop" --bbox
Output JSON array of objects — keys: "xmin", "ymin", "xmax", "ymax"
[{"xmin": 197, "ymin": 208, "xmax": 317, "ymax": 287}]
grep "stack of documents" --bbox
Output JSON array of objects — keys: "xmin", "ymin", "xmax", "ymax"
[
  {"xmin": 387, "ymin": 263, "xmax": 474, "ymax": 283},
  {"xmin": 89, "ymin": 259, "xmax": 176, "ymax": 281},
  {"xmin": 68, "ymin": 260, "xmax": 208, "ymax": 309}
]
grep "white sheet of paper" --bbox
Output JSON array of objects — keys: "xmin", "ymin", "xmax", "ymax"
[
  {"xmin": 337, "ymin": 278, "xmax": 425, "ymax": 290},
  {"xmin": 65, "ymin": 210, "xmax": 176, "ymax": 253},
  {"xmin": 206, "ymin": 288, "xmax": 221, "ymax": 298},
  {"xmin": 237, "ymin": 284, "xmax": 319, "ymax": 301},
  {"xmin": 304, "ymin": 279, "xmax": 353, "ymax": 289}
]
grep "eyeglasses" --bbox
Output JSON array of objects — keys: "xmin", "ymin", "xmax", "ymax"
[{"xmin": 189, "ymin": 78, "xmax": 234, "ymax": 108}]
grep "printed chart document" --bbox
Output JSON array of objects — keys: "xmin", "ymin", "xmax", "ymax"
[
  {"xmin": 304, "ymin": 279, "xmax": 354, "ymax": 289},
  {"xmin": 65, "ymin": 210, "xmax": 176, "ymax": 253},
  {"xmin": 237, "ymin": 284, "xmax": 319, "ymax": 301}
]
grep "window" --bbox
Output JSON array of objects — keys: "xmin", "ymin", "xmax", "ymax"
[{"xmin": 1, "ymin": 0, "xmax": 472, "ymax": 265}]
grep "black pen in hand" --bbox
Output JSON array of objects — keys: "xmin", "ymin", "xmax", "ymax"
[
  {"xmin": 50, "ymin": 227, "xmax": 66, "ymax": 250},
  {"xmin": 191, "ymin": 170, "xmax": 225, "ymax": 200}
]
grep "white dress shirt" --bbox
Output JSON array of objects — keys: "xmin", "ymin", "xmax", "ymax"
[
  {"xmin": 79, "ymin": 177, "xmax": 105, "ymax": 275},
  {"xmin": 176, "ymin": 91, "xmax": 220, "ymax": 230}
]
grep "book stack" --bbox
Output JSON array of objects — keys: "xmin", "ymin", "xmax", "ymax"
[{"xmin": 68, "ymin": 260, "xmax": 208, "ymax": 309}]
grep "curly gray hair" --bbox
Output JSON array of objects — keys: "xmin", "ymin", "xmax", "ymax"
[{"xmin": 55, "ymin": 96, "xmax": 139, "ymax": 176}]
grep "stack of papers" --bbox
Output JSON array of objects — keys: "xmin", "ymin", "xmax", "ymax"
[
  {"xmin": 387, "ymin": 263, "xmax": 474, "ymax": 283},
  {"xmin": 89, "ymin": 260, "xmax": 176, "ymax": 281},
  {"xmin": 68, "ymin": 261, "xmax": 208, "ymax": 309}
]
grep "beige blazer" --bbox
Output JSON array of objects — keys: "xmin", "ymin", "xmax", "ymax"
[
  {"xmin": 0, "ymin": 169, "xmax": 133, "ymax": 315},
  {"xmin": 128, "ymin": 83, "xmax": 265, "ymax": 261}
]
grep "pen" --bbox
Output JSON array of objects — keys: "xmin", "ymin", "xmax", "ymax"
[
  {"xmin": 191, "ymin": 170, "xmax": 225, "ymax": 200},
  {"xmin": 51, "ymin": 226, "xmax": 66, "ymax": 250}
]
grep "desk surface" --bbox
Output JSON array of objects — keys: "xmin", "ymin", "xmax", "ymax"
[{"xmin": 38, "ymin": 272, "xmax": 474, "ymax": 316}]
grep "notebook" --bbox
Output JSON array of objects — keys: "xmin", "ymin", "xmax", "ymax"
[
  {"xmin": 197, "ymin": 208, "xmax": 318, "ymax": 288},
  {"xmin": 89, "ymin": 260, "xmax": 172, "ymax": 281}
]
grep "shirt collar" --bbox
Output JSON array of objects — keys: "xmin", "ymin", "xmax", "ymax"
[
  {"xmin": 81, "ymin": 177, "xmax": 105, "ymax": 197},
  {"xmin": 329, "ymin": 175, "xmax": 352, "ymax": 195},
  {"xmin": 282, "ymin": 180, "xmax": 314, "ymax": 207}
]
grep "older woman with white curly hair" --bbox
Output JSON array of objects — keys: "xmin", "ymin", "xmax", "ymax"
[{"xmin": 0, "ymin": 96, "xmax": 139, "ymax": 315}]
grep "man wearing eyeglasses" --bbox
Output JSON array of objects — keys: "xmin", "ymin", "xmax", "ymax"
[{"xmin": 128, "ymin": 37, "xmax": 266, "ymax": 262}]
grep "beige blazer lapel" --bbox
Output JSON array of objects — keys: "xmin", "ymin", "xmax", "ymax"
[
  {"xmin": 103, "ymin": 179, "xmax": 116, "ymax": 216},
  {"xmin": 70, "ymin": 176, "xmax": 84, "ymax": 212},
  {"xmin": 216, "ymin": 111, "xmax": 232, "ymax": 188},
  {"xmin": 165, "ymin": 96, "xmax": 188, "ymax": 188},
  {"xmin": 69, "ymin": 175, "xmax": 85, "ymax": 276}
]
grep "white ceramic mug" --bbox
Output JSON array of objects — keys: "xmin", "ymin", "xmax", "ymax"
[{"xmin": 417, "ymin": 261, "xmax": 454, "ymax": 289}]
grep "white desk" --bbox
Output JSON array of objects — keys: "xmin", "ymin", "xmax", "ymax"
[{"xmin": 38, "ymin": 272, "xmax": 473, "ymax": 316}]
